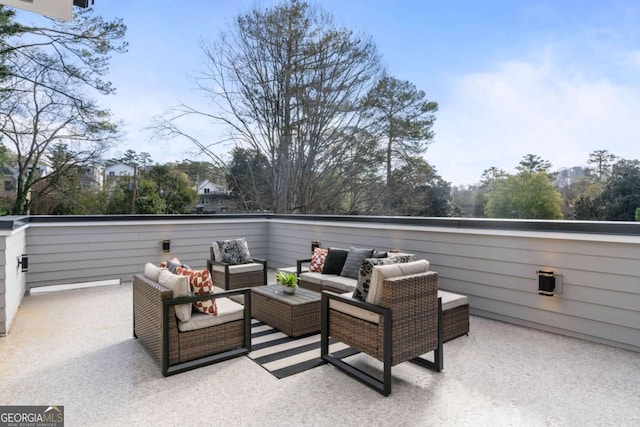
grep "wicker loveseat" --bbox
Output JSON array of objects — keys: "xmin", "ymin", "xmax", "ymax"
[
  {"xmin": 133, "ymin": 272, "xmax": 252, "ymax": 376},
  {"xmin": 296, "ymin": 248, "xmax": 414, "ymax": 294},
  {"xmin": 321, "ymin": 263, "xmax": 443, "ymax": 396}
]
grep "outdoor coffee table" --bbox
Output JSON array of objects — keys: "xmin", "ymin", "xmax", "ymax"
[{"xmin": 251, "ymin": 285, "xmax": 321, "ymax": 337}]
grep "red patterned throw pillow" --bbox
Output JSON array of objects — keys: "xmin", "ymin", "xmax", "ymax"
[
  {"xmin": 176, "ymin": 267, "xmax": 218, "ymax": 316},
  {"xmin": 309, "ymin": 248, "xmax": 328, "ymax": 272}
]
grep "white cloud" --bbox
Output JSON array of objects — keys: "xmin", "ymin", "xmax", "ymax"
[{"xmin": 430, "ymin": 51, "xmax": 640, "ymax": 186}]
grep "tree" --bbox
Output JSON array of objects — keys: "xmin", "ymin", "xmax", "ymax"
[
  {"xmin": 450, "ymin": 184, "xmax": 480, "ymax": 217},
  {"xmin": 364, "ymin": 75, "xmax": 438, "ymax": 197},
  {"xmin": 386, "ymin": 157, "xmax": 451, "ymax": 216},
  {"xmin": 363, "ymin": 74, "xmax": 438, "ymax": 207},
  {"xmin": 472, "ymin": 167, "xmax": 507, "ymax": 217},
  {"xmin": 226, "ymin": 148, "xmax": 272, "ymax": 212},
  {"xmin": 174, "ymin": 160, "xmax": 226, "ymax": 186},
  {"xmin": 147, "ymin": 165, "xmax": 197, "ymax": 214},
  {"xmin": 0, "ymin": 55, "xmax": 119, "ymax": 214},
  {"xmin": 32, "ymin": 143, "xmax": 82, "ymax": 214},
  {"xmin": 0, "ymin": 7, "xmax": 127, "ymax": 214},
  {"xmin": 485, "ymin": 171, "xmax": 563, "ymax": 219},
  {"xmin": 574, "ymin": 159, "xmax": 640, "ymax": 221},
  {"xmin": 587, "ymin": 149, "xmax": 617, "ymax": 183},
  {"xmin": 516, "ymin": 154, "xmax": 553, "ymax": 175},
  {"xmin": 0, "ymin": 7, "xmax": 127, "ymax": 98},
  {"xmin": 107, "ymin": 177, "xmax": 164, "ymax": 214},
  {"xmin": 157, "ymin": 0, "xmax": 381, "ymax": 213}
]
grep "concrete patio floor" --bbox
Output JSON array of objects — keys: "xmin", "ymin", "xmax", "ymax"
[{"xmin": 1, "ymin": 281, "xmax": 639, "ymax": 427}]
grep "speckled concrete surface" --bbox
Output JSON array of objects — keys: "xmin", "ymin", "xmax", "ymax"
[{"xmin": 1, "ymin": 282, "xmax": 639, "ymax": 427}]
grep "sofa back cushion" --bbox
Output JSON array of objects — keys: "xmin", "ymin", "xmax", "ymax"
[
  {"xmin": 340, "ymin": 247, "xmax": 375, "ymax": 279},
  {"xmin": 321, "ymin": 248, "xmax": 349, "ymax": 275},
  {"xmin": 366, "ymin": 259, "xmax": 430, "ymax": 305},
  {"xmin": 144, "ymin": 263, "xmax": 166, "ymax": 282},
  {"xmin": 158, "ymin": 270, "xmax": 192, "ymax": 322}
]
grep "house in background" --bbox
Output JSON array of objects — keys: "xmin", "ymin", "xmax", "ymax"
[
  {"xmin": 193, "ymin": 179, "xmax": 234, "ymax": 213},
  {"xmin": 105, "ymin": 163, "xmax": 135, "ymax": 178},
  {"xmin": 1, "ymin": 166, "xmax": 18, "ymax": 201},
  {"xmin": 78, "ymin": 163, "xmax": 105, "ymax": 189}
]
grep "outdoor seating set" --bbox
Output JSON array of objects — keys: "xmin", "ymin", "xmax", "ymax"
[{"xmin": 132, "ymin": 239, "xmax": 469, "ymax": 395}]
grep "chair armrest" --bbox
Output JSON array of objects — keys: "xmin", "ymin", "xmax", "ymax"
[
  {"xmin": 133, "ymin": 273, "xmax": 173, "ymax": 300},
  {"xmin": 208, "ymin": 259, "xmax": 232, "ymax": 267},
  {"xmin": 321, "ymin": 291, "xmax": 388, "ymax": 316},
  {"xmin": 164, "ymin": 287, "xmax": 250, "ymax": 307},
  {"xmin": 297, "ymin": 258, "xmax": 312, "ymax": 275}
]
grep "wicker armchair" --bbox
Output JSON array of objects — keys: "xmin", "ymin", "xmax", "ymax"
[
  {"xmin": 207, "ymin": 246, "xmax": 267, "ymax": 290},
  {"xmin": 321, "ymin": 271, "xmax": 443, "ymax": 396},
  {"xmin": 133, "ymin": 274, "xmax": 252, "ymax": 376}
]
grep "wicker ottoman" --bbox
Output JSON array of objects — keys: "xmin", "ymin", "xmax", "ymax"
[
  {"xmin": 438, "ymin": 290, "xmax": 470, "ymax": 342},
  {"xmin": 251, "ymin": 285, "xmax": 321, "ymax": 337}
]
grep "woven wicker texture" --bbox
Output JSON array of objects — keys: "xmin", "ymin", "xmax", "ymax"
[
  {"xmin": 133, "ymin": 274, "xmax": 246, "ymax": 370},
  {"xmin": 442, "ymin": 304, "xmax": 469, "ymax": 342},
  {"xmin": 298, "ymin": 279, "xmax": 322, "ymax": 293},
  {"xmin": 133, "ymin": 274, "xmax": 173, "ymax": 364},
  {"xmin": 208, "ymin": 246, "xmax": 266, "ymax": 290},
  {"xmin": 252, "ymin": 286, "xmax": 321, "ymax": 337},
  {"xmin": 212, "ymin": 269, "xmax": 264, "ymax": 290},
  {"xmin": 298, "ymin": 279, "xmax": 349, "ymax": 294},
  {"xmin": 328, "ymin": 271, "xmax": 439, "ymax": 366}
]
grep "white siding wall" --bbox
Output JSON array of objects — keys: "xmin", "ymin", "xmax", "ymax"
[
  {"xmin": 267, "ymin": 218, "xmax": 640, "ymax": 352},
  {"xmin": 0, "ymin": 215, "xmax": 637, "ymax": 353},
  {"xmin": 0, "ymin": 226, "xmax": 27, "ymax": 336},
  {"xmin": 25, "ymin": 218, "xmax": 269, "ymax": 287}
]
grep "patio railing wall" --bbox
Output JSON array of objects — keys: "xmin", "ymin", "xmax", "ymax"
[
  {"xmin": 0, "ymin": 221, "xmax": 27, "ymax": 335},
  {"xmin": 0, "ymin": 214, "xmax": 638, "ymax": 353}
]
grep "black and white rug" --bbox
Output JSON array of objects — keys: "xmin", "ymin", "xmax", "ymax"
[{"xmin": 248, "ymin": 319, "xmax": 359, "ymax": 379}]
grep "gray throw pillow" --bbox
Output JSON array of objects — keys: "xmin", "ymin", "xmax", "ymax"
[
  {"xmin": 167, "ymin": 260, "xmax": 191, "ymax": 274},
  {"xmin": 340, "ymin": 247, "xmax": 374, "ymax": 279}
]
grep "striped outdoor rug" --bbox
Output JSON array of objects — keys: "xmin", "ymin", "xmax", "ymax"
[{"xmin": 248, "ymin": 319, "xmax": 359, "ymax": 379}]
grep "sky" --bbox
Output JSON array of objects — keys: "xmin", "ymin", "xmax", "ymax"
[{"xmin": 15, "ymin": 0, "xmax": 640, "ymax": 186}]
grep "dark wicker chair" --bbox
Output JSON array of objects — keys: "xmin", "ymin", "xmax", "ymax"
[
  {"xmin": 207, "ymin": 247, "xmax": 267, "ymax": 290},
  {"xmin": 321, "ymin": 271, "xmax": 443, "ymax": 396},
  {"xmin": 133, "ymin": 274, "xmax": 252, "ymax": 376}
]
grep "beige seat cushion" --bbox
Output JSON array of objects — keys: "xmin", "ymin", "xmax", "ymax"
[
  {"xmin": 438, "ymin": 290, "xmax": 469, "ymax": 311},
  {"xmin": 328, "ymin": 292, "xmax": 380, "ymax": 324},
  {"xmin": 277, "ymin": 266, "xmax": 307, "ymax": 275},
  {"xmin": 209, "ymin": 262, "xmax": 264, "ymax": 274},
  {"xmin": 299, "ymin": 271, "xmax": 324, "ymax": 285},
  {"xmin": 366, "ymin": 260, "xmax": 431, "ymax": 305},
  {"xmin": 177, "ymin": 297, "xmax": 244, "ymax": 332},
  {"xmin": 321, "ymin": 275, "xmax": 357, "ymax": 293},
  {"xmin": 213, "ymin": 286, "xmax": 245, "ymax": 305}
]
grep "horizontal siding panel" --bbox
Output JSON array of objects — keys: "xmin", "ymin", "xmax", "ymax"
[
  {"xmin": 1, "ymin": 215, "xmax": 637, "ymax": 352},
  {"xmin": 435, "ymin": 265, "xmax": 640, "ymax": 313},
  {"xmin": 442, "ymin": 277, "xmax": 640, "ymax": 333},
  {"xmin": 25, "ymin": 220, "xmax": 268, "ymax": 288},
  {"xmin": 471, "ymin": 297, "xmax": 640, "ymax": 350}
]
